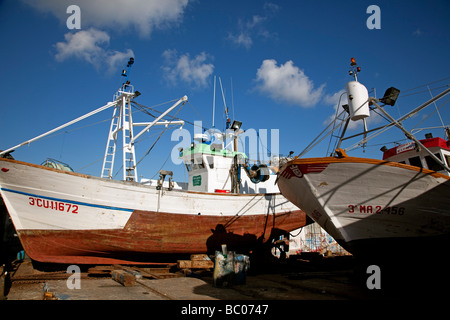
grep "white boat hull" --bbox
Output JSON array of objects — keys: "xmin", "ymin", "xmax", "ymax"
[
  {"xmin": 0, "ymin": 158, "xmax": 306, "ymax": 264},
  {"xmin": 277, "ymin": 157, "xmax": 450, "ymax": 258}
]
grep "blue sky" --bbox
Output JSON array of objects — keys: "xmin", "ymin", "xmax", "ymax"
[{"xmin": 0, "ymin": 0, "xmax": 449, "ymax": 182}]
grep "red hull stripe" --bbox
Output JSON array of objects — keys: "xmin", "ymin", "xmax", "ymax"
[
  {"xmin": 1, "ymin": 187, "xmax": 133, "ymax": 212},
  {"xmin": 279, "ymin": 163, "xmax": 329, "ymax": 179}
]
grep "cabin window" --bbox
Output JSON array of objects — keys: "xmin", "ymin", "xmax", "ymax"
[
  {"xmin": 425, "ymin": 153, "xmax": 443, "ymax": 171},
  {"xmin": 408, "ymin": 156, "xmax": 422, "ymax": 168},
  {"xmin": 445, "ymin": 155, "xmax": 450, "ymax": 167},
  {"xmin": 206, "ymin": 156, "xmax": 214, "ymax": 169},
  {"xmin": 192, "ymin": 158, "xmax": 205, "ymax": 170},
  {"xmin": 398, "ymin": 161, "xmax": 406, "ymax": 164},
  {"xmin": 185, "ymin": 163, "xmax": 192, "ymax": 172}
]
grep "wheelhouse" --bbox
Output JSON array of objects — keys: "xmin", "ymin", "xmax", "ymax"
[{"xmin": 382, "ymin": 136, "xmax": 450, "ymax": 176}]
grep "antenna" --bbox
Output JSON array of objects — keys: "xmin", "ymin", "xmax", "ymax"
[
  {"xmin": 218, "ymin": 77, "xmax": 230, "ymax": 129},
  {"xmin": 231, "ymin": 77, "xmax": 235, "ymax": 121},
  {"xmin": 212, "ymin": 75, "xmax": 216, "ymax": 128},
  {"xmin": 348, "ymin": 57, "xmax": 361, "ymax": 81},
  {"xmin": 121, "ymin": 57, "xmax": 135, "ymax": 82}
]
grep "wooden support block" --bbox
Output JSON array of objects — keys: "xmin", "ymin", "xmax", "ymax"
[
  {"xmin": 192, "ymin": 260, "xmax": 214, "ymax": 268},
  {"xmin": 140, "ymin": 267, "xmax": 171, "ymax": 273},
  {"xmin": 88, "ymin": 266, "xmax": 114, "ymax": 276},
  {"xmin": 178, "ymin": 259, "xmax": 214, "ymax": 269},
  {"xmin": 111, "ymin": 270, "xmax": 135, "ymax": 287},
  {"xmin": 177, "ymin": 260, "xmax": 192, "ymax": 269},
  {"xmin": 190, "ymin": 254, "xmax": 210, "ymax": 260}
]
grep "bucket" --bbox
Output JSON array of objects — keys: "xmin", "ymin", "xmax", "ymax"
[
  {"xmin": 234, "ymin": 254, "xmax": 250, "ymax": 285},
  {"xmin": 213, "ymin": 250, "xmax": 234, "ymax": 287},
  {"xmin": 213, "ymin": 248, "xmax": 250, "ymax": 287}
]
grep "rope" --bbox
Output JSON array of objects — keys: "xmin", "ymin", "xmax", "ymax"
[
  {"xmin": 134, "ymin": 101, "xmax": 186, "ymax": 168},
  {"xmin": 344, "ymin": 95, "xmax": 450, "ymax": 153}
]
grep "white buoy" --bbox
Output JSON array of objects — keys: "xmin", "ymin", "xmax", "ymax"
[{"xmin": 346, "ymin": 81, "xmax": 370, "ymax": 121}]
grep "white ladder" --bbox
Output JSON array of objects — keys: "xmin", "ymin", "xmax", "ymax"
[
  {"xmin": 101, "ymin": 107, "xmax": 119, "ymax": 179},
  {"xmin": 101, "ymin": 87, "xmax": 138, "ymax": 181}
]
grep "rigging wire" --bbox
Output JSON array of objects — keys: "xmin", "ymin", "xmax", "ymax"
[
  {"xmin": 76, "ymin": 97, "xmax": 212, "ymax": 175},
  {"xmin": 326, "ymin": 91, "xmax": 347, "ymax": 155},
  {"xmin": 411, "ymin": 96, "xmax": 450, "ymax": 132},
  {"xmin": 76, "ymin": 99, "xmax": 186, "ymax": 174},
  {"xmin": 186, "ymin": 100, "xmax": 212, "ymax": 131},
  {"xmin": 344, "ymin": 96, "xmax": 450, "ymax": 153},
  {"xmin": 133, "ymin": 101, "xmax": 186, "ymax": 169},
  {"xmin": 149, "ymin": 149, "xmax": 174, "ymax": 180},
  {"xmin": 76, "ymin": 128, "xmax": 167, "ymax": 173},
  {"xmin": 427, "ymin": 85, "xmax": 446, "ymax": 130},
  {"xmin": 289, "ymin": 227, "xmax": 303, "ymax": 238},
  {"xmin": 302, "ymin": 78, "xmax": 449, "ymax": 156},
  {"xmin": 33, "ymin": 97, "xmax": 188, "ymax": 152},
  {"xmin": 396, "ymin": 77, "xmax": 450, "ymax": 95},
  {"xmin": 298, "ymin": 109, "xmax": 350, "ymax": 158},
  {"xmin": 132, "ymin": 100, "xmax": 210, "ymax": 131}
]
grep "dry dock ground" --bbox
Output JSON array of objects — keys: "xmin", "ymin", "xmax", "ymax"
[
  {"xmin": 5, "ymin": 259, "xmax": 365, "ymax": 301},
  {"xmin": 2, "ymin": 253, "xmax": 448, "ymax": 313}
]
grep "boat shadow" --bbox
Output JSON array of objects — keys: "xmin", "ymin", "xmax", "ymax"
[{"xmin": 205, "ymin": 224, "xmax": 291, "ymax": 268}]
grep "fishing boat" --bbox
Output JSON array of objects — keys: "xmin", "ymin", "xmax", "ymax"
[
  {"xmin": 277, "ymin": 58, "xmax": 450, "ymax": 260},
  {"xmin": 0, "ymin": 61, "xmax": 307, "ymax": 265}
]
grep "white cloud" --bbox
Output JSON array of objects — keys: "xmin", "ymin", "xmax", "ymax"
[
  {"xmin": 255, "ymin": 59, "xmax": 325, "ymax": 107},
  {"xmin": 54, "ymin": 28, "xmax": 133, "ymax": 73},
  {"xmin": 322, "ymin": 89, "xmax": 348, "ymax": 125},
  {"xmin": 323, "ymin": 89, "xmax": 348, "ymax": 110},
  {"xmin": 263, "ymin": 2, "xmax": 280, "ymax": 13},
  {"xmin": 22, "ymin": 0, "xmax": 189, "ymax": 37},
  {"xmin": 55, "ymin": 28, "xmax": 108, "ymax": 63},
  {"xmin": 105, "ymin": 49, "xmax": 135, "ymax": 73},
  {"xmin": 228, "ymin": 15, "xmax": 273, "ymax": 49},
  {"xmin": 228, "ymin": 2, "xmax": 279, "ymax": 49},
  {"xmin": 162, "ymin": 49, "xmax": 214, "ymax": 88},
  {"xmin": 228, "ymin": 32, "xmax": 253, "ymax": 50}
]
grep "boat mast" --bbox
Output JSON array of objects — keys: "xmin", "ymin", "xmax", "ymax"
[
  {"xmin": 348, "ymin": 57, "xmax": 360, "ymax": 82},
  {"xmin": 101, "ymin": 58, "xmax": 138, "ymax": 181},
  {"xmin": 338, "ymin": 58, "xmax": 450, "ymax": 172},
  {"xmin": 101, "ymin": 84, "xmax": 138, "ymax": 181},
  {"xmin": 212, "ymin": 75, "xmax": 216, "ymax": 128},
  {"xmin": 335, "ymin": 57, "xmax": 367, "ymax": 151},
  {"xmin": 101, "ymin": 58, "xmax": 187, "ymax": 181},
  {"xmin": 0, "ymin": 57, "xmax": 188, "ymax": 181}
]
